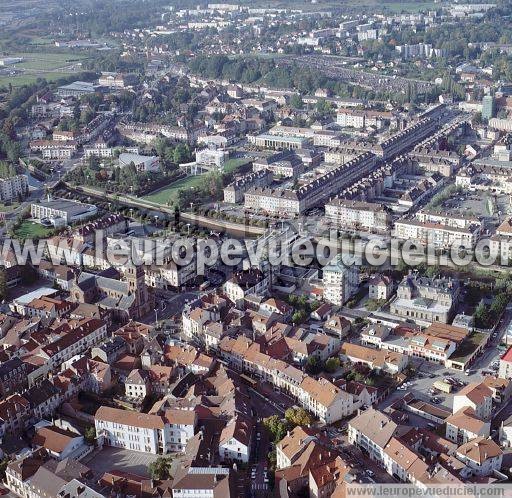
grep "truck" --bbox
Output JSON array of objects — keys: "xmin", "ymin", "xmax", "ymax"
[{"xmin": 433, "ymin": 380, "xmax": 453, "ymax": 393}]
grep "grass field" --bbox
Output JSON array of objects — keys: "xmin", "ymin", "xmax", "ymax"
[
  {"xmin": 223, "ymin": 158, "xmax": 251, "ymax": 174},
  {"xmin": 0, "ymin": 72, "xmax": 73, "ymax": 88},
  {"xmin": 0, "ymin": 50, "xmax": 89, "ymax": 87},
  {"xmin": 12, "ymin": 52, "xmax": 87, "ymax": 71},
  {"xmin": 143, "ymin": 175, "xmax": 207, "ymax": 206},
  {"xmin": 14, "ymin": 220, "xmax": 53, "ymax": 239},
  {"xmin": 248, "ymin": 0, "xmax": 437, "ymax": 12}
]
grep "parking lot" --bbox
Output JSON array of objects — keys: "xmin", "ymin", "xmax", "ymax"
[
  {"xmin": 439, "ymin": 188, "xmax": 510, "ymax": 221},
  {"xmin": 83, "ymin": 447, "xmax": 160, "ymax": 479}
]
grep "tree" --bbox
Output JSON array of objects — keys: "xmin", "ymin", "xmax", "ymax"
[
  {"xmin": 148, "ymin": 456, "xmax": 173, "ymax": 480},
  {"xmin": 0, "ymin": 267, "xmax": 7, "ymax": 302},
  {"xmin": 324, "ymin": 357, "xmax": 341, "ymax": 373},
  {"xmin": 0, "ymin": 457, "xmax": 8, "ymax": 481},
  {"xmin": 285, "ymin": 407, "xmax": 313, "ymax": 428},
  {"xmin": 268, "ymin": 449, "xmax": 277, "ymax": 470},
  {"xmin": 173, "ymin": 143, "xmax": 191, "ymax": 164},
  {"xmin": 305, "ymin": 355, "xmax": 323, "ymax": 375},
  {"xmin": 474, "ymin": 302, "xmax": 490, "ymax": 328},
  {"xmin": 292, "ymin": 309, "xmax": 307, "ymax": 324},
  {"xmin": 263, "ymin": 415, "xmax": 287, "ymax": 443},
  {"xmin": 289, "ymin": 94, "xmax": 303, "ymax": 109},
  {"xmin": 84, "ymin": 426, "xmax": 96, "ymax": 445}
]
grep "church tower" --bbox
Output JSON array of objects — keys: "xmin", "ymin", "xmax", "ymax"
[{"xmin": 125, "ymin": 265, "xmax": 153, "ymax": 318}]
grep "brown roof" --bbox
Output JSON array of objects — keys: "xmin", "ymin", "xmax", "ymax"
[
  {"xmin": 457, "ymin": 437, "xmax": 502, "ymax": 464},
  {"xmin": 219, "ymin": 414, "xmax": 252, "ymax": 446},
  {"xmin": 277, "ymin": 426, "xmax": 318, "ymax": 461},
  {"xmin": 33, "ymin": 425, "xmax": 80, "ymax": 454},
  {"xmin": 456, "ymin": 382, "xmax": 493, "ymax": 405},
  {"xmin": 348, "ymin": 408, "xmax": 398, "ymax": 449},
  {"xmin": 163, "ymin": 408, "xmax": 196, "ymax": 426},
  {"xmin": 446, "ymin": 407, "xmax": 488, "ymax": 434},
  {"xmin": 95, "ymin": 406, "xmax": 165, "ymax": 429},
  {"xmin": 383, "ymin": 437, "xmax": 422, "ymax": 473}
]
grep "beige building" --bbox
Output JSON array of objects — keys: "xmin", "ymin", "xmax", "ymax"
[
  {"xmin": 325, "ymin": 199, "xmax": 390, "ymax": 232},
  {"xmin": 453, "ymin": 382, "xmax": 493, "ymax": 421},
  {"xmin": 322, "ymin": 255, "xmax": 359, "ymax": 306}
]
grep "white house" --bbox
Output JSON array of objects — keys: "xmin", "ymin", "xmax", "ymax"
[
  {"xmin": 456, "ymin": 438, "xmax": 503, "ymax": 476},
  {"xmin": 453, "ymin": 383, "xmax": 493, "ymax": 421},
  {"xmin": 219, "ymin": 414, "xmax": 252, "ymax": 463}
]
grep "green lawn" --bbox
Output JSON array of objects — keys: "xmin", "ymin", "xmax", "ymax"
[
  {"xmin": 223, "ymin": 158, "xmax": 251, "ymax": 174},
  {"xmin": 253, "ymin": 0, "xmax": 437, "ymax": 12},
  {"xmin": 0, "ymin": 72, "xmax": 77, "ymax": 88},
  {"xmin": 12, "ymin": 52, "xmax": 88, "ymax": 70},
  {"xmin": 143, "ymin": 175, "xmax": 207, "ymax": 206},
  {"xmin": 0, "ymin": 50, "xmax": 89, "ymax": 88},
  {"xmin": 14, "ymin": 220, "xmax": 53, "ymax": 239}
]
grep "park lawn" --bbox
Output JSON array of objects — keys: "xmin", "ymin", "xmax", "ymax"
[
  {"xmin": 0, "ymin": 72, "xmax": 75, "ymax": 88},
  {"xmin": 223, "ymin": 158, "xmax": 251, "ymax": 174},
  {"xmin": 143, "ymin": 175, "xmax": 207, "ymax": 206},
  {"xmin": 14, "ymin": 220, "xmax": 53, "ymax": 239},
  {"xmin": 277, "ymin": 0, "xmax": 436, "ymax": 12},
  {"xmin": 12, "ymin": 52, "xmax": 88, "ymax": 70}
]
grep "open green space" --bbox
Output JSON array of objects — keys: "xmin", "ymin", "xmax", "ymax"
[
  {"xmin": 14, "ymin": 220, "xmax": 53, "ymax": 239},
  {"xmin": 0, "ymin": 50, "xmax": 90, "ymax": 88},
  {"xmin": 12, "ymin": 52, "xmax": 88, "ymax": 71},
  {"xmin": 0, "ymin": 72, "xmax": 73, "ymax": 88},
  {"xmin": 252, "ymin": 0, "xmax": 438, "ymax": 12},
  {"xmin": 143, "ymin": 175, "xmax": 207, "ymax": 206},
  {"xmin": 223, "ymin": 158, "xmax": 251, "ymax": 174}
]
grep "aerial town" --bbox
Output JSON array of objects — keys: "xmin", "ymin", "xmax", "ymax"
[{"xmin": 2, "ymin": 0, "xmax": 512, "ymax": 497}]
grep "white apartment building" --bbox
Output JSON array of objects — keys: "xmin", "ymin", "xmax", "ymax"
[
  {"xmin": 453, "ymin": 383, "xmax": 493, "ymax": 421},
  {"xmin": 84, "ymin": 143, "xmax": 139, "ymax": 159},
  {"xmin": 0, "ymin": 174, "xmax": 28, "ymax": 202},
  {"xmin": 223, "ymin": 169, "xmax": 272, "ymax": 204},
  {"xmin": 223, "ymin": 269, "xmax": 270, "ymax": 307},
  {"xmin": 455, "ymin": 438, "xmax": 503, "ymax": 477},
  {"xmin": 248, "ymin": 133, "xmax": 310, "ymax": 150},
  {"xmin": 219, "ymin": 336, "xmax": 354, "ymax": 423},
  {"xmin": 95, "ymin": 405, "xmax": 196, "ymax": 454},
  {"xmin": 39, "ymin": 318, "xmax": 108, "ymax": 369},
  {"xmin": 219, "ymin": 415, "xmax": 252, "ymax": 463},
  {"xmin": 95, "ymin": 406, "xmax": 165, "ymax": 453},
  {"xmin": 445, "ymin": 407, "xmax": 491, "ymax": 445},
  {"xmin": 348, "ymin": 408, "xmax": 398, "ymax": 464},
  {"xmin": 500, "ymin": 347, "xmax": 512, "ymax": 379},
  {"xmin": 30, "ymin": 140, "xmax": 77, "ymax": 159},
  {"xmin": 196, "ymin": 148, "xmax": 229, "ymax": 168},
  {"xmin": 336, "ymin": 109, "xmax": 390, "ymax": 129},
  {"xmin": 322, "ymin": 255, "xmax": 359, "ymax": 306},
  {"xmin": 394, "ymin": 219, "xmax": 478, "ymax": 249},
  {"xmin": 325, "ymin": 199, "xmax": 390, "ymax": 231}
]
